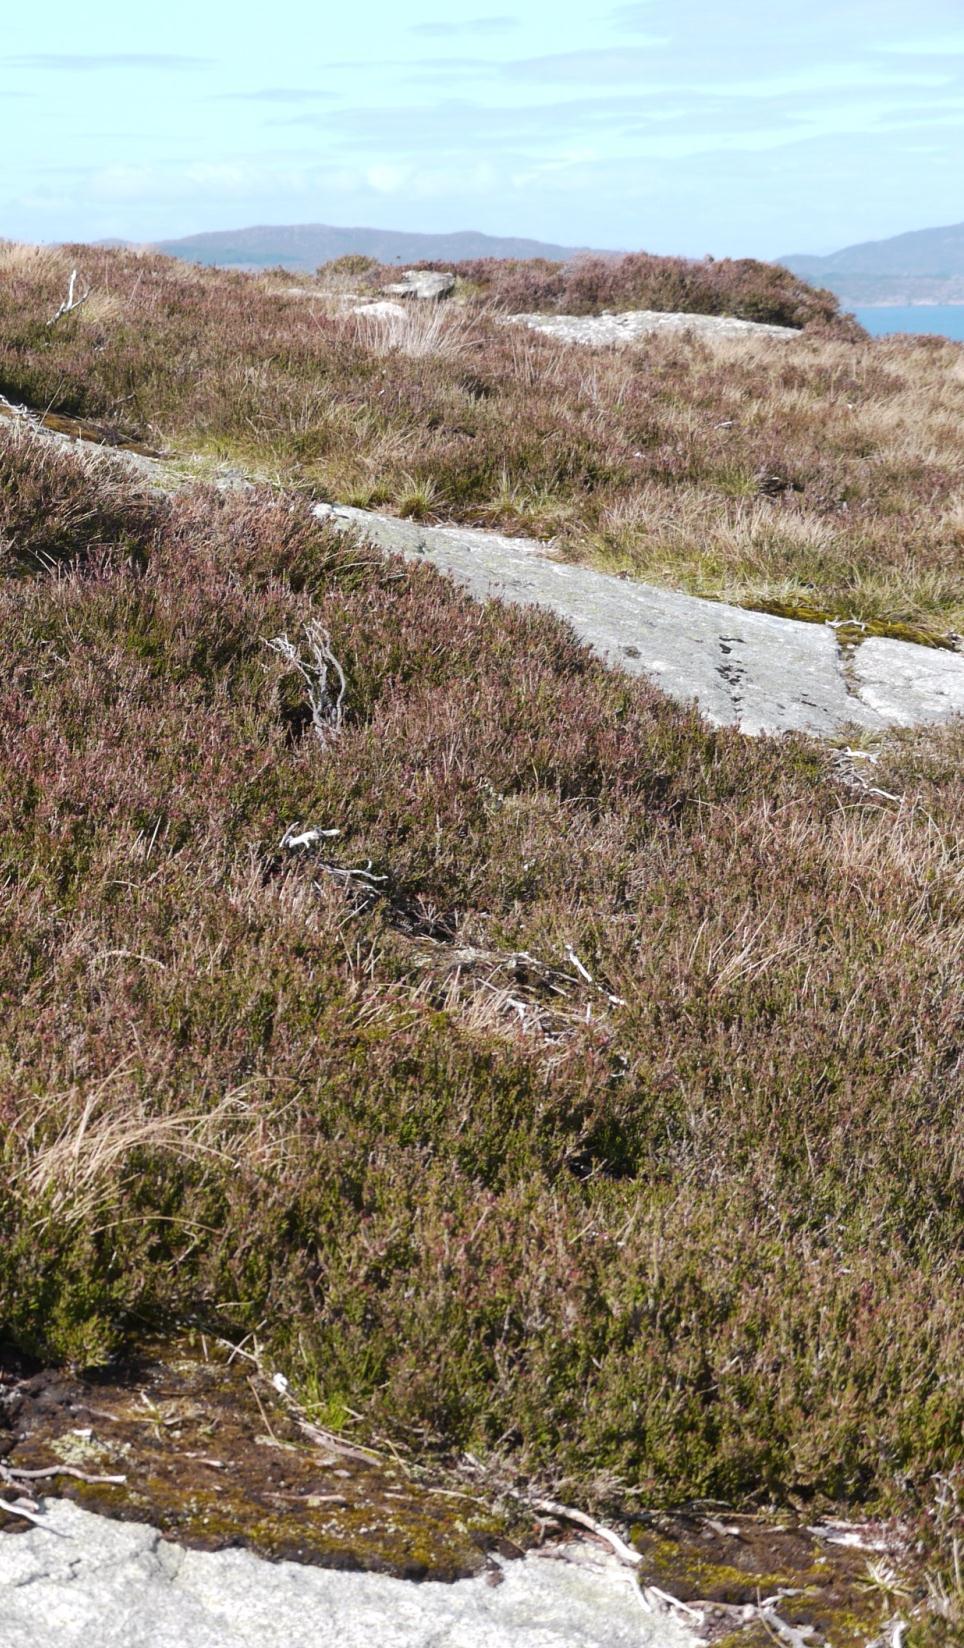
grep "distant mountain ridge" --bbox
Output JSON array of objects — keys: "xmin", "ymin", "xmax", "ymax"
[
  {"xmin": 116, "ymin": 222, "xmax": 597, "ymax": 272},
  {"xmin": 780, "ymin": 221, "xmax": 964, "ymax": 305}
]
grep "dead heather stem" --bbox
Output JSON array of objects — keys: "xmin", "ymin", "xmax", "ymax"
[{"xmin": 265, "ymin": 620, "xmax": 346, "ymax": 745}]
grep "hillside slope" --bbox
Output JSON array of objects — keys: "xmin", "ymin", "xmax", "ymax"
[
  {"xmin": 146, "ymin": 221, "xmax": 593, "ymax": 271},
  {"xmin": 0, "ymin": 241, "xmax": 958, "ymax": 639},
  {"xmin": 781, "ymin": 219, "xmax": 964, "ymax": 304}
]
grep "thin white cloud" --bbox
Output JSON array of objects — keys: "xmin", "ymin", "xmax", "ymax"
[
  {"xmin": 609, "ymin": 2, "xmax": 659, "ymax": 24},
  {"xmin": 498, "ymin": 48, "xmax": 948, "ymax": 91},
  {"xmin": 216, "ymin": 88, "xmax": 334, "ymax": 103},
  {"xmin": 5, "ymin": 53, "xmax": 214, "ymax": 71},
  {"xmin": 713, "ymin": 65, "xmax": 954, "ymax": 97},
  {"xmin": 876, "ymin": 32, "xmax": 964, "ymax": 55},
  {"xmin": 410, "ymin": 15, "xmax": 517, "ymax": 37},
  {"xmin": 500, "ymin": 44, "xmax": 669, "ymax": 81}
]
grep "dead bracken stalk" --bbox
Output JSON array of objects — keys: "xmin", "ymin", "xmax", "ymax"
[
  {"xmin": 47, "ymin": 268, "xmax": 92, "ymax": 326},
  {"xmin": 265, "ymin": 621, "xmax": 346, "ymax": 745}
]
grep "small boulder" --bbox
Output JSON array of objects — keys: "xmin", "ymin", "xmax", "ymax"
[
  {"xmin": 352, "ymin": 300, "xmax": 409, "ymax": 319},
  {"xmin": 383, "ymin": 269, "xmax": 456, "ymax": 301}
]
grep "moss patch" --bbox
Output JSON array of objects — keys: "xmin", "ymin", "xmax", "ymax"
[
  {"xmin": 745, "ymin": 596, "xmax": 958, "ymax": 651},
  {"xmin": 1, "ymin": 1336, "xmax": 515, "ymax": 1579},
  {"xmin": 632, "ymin": 1514, "xmax": 887, "ymax": 1646}
]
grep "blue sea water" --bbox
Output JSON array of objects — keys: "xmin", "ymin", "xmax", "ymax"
[{"xmin": 853, "ymin": 305, "xmax": 964, "ymax": 341}]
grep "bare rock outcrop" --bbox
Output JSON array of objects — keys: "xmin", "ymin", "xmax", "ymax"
[{"xmin": 383, "ymin": 270, "xmax": 456, "ymax": 301}]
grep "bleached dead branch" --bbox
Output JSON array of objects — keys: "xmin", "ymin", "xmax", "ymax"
[
  {"xmin": 1, "ymin": 1462, "xmax": 126, "ymax": 1488},
  {"xmin": 564, "ymin": 944, "xmax": 626, "ymax": 1007},
  {"xmin": 280, "ymin": 823, "xmax": 342, "ymax": 850},
  {"xmin": 265, "ymin": 621, "xmax": 346, "ymax": 746},
  {"xmin": 518, "ymin": 1492, "xmax": 645, "ymax": 1569},
  {"xmin": 47, "ymin": 268, "xmax": 92, "ymax": 326},
  {"xmin": 279, "ymin": 823, "xmax": 388, "ymax": 910},
  {"xmin": 0, "ymin": 1497, "xmax": 68, "ymax": 1531}
]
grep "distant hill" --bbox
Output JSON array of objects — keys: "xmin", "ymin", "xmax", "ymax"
[
  {"xmin": 781, "ymin": 221, "xmax": 964, "ymax": 305},
  {"xmin": 124, "ymin": 223, "xmax": 596, "ymax": 273}
]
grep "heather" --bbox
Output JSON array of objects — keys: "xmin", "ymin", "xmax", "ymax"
[
  {"xmin": 1, "ymin": 422, "xmax": 962, "ymax": 1519},
  {"xmin": 412, "ymin": 250, "xmax": 858, "ymax": 333},
  {"xmin": 1, "ymin": 242, "xmax": 963, "ymax": 637}
]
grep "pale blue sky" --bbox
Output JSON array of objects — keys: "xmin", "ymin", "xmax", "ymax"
[{"xmin": 3, "ymin": 0, "xmax": 963, "ymax": 256}]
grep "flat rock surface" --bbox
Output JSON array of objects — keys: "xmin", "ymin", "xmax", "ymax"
[
  {"xmin": 314, "ymin": 504, "xmax": 964, "ymax": 737},
  {"xmin": 352, "ymin": 299, "xmax": 409, "ymax": 318},
  {"xmin": 507, "ymin": 310, "xmax": 800, "ymax": 344},
  {"xmin": 6, "ymin": 409, "xmax": 963, "ymax": 741},
  {"xmin": 0, "ymin": 1500, "xmax": 695, "ymax": 1648},
  {"xmin": 851, "ymin": 636, "xmax": 964, "ymax": 725}
]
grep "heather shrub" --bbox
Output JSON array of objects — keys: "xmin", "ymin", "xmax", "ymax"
[
  {"xmin": 0, "ymin": 426, "xmax": 160, "ymax": 572},
  {"xmin": 318, "ymin": 253, "xmax": 378, "ymax": 278},
  {"xmin": 1, "ymin": 424, "xmax": 961, "ymax": 1513},
  {"xmin": 415, "ymin": 251, "xmax": 859, "ymax": 334}
]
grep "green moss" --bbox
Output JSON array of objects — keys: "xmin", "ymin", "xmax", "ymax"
[
  {"xmin": 745, "ymin": 596, "xmax": 957, "ymax": 650},
  {"xmin": 634, "ymin": 1533, "xmax": 789, "ymax": 1601},
  {"xmin": 631, "ymin": 1523, "xmax": 886, "ymax": 1646},
  {"xmin": 907, "ymin": 1617, "xmax": 964, "ymax": 1648}
]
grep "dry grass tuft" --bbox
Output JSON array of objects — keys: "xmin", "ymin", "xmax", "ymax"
[
  {"xmin": 0, "ymin": 240, "xmax": 71, "ymax": 281},
  {"xmin": 14, "ymin": 1075, "xmax": 239, "ymax": 1229},
  {"xmin": 352, "ymin": 300, "xmax": 480, "ymax": 360}
]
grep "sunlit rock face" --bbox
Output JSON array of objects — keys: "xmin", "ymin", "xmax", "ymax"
[{"xmin": 0, "ymin": 1500, "xmax": 698, "ymax": 1648}]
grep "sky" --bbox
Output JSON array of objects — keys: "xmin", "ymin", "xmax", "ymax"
[{"xmin": 3, "ymin": 0, "xmax": 963, "ymax": 258}]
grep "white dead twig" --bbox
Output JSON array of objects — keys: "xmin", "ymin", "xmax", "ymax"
[
  {"xmin": 1, "ymin": 1464, "xmax": 126, "ymax": 1487},
  {"xmin": 280, "ymin": 824, "xmax": 342, "ymax": 850},
  {"xmin": 279, "ymin": 823, "xmax": 387, "ymax": 900},
  {"xmin": 47, "ymin": 268, "xmax": 92, "ymax": 326},
  {"xmin": 512, "ymin": 1491, "xmax": 643, "ymax": 1570},
  {"xmin": 313, "ymin": 860, "xmax": 388, "ymax": 895},
  {"xmin": 563, "ymin": 944, "xmax": 627, "ymax": 1007},
  {"xmin": 635, "ymin": 1581, "xmax": 703, "ymax": 1620},
  {"xmin": 514, "ymin": 1493, "xmax": 704, "ymax": 1626},
  {"xmin": 266, "ymin": 622, "xmax": 346, "ymax": 746},
  {"xmin": 511, "ymin": 1489, "xmax": 837, "ymax": 1644},
  {"xmin": 0, "ymin": 1496, "xmax": 69, "ymax": 1534},
  {"xmin": 757, "ymin": 1610, "xmax": 819, "ymax": 1648}
]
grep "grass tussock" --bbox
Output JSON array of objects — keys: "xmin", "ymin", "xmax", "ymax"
[
  {"xmin": 1, "ymin": 421, "xmax": 961, "ymax": 1518},
  {"xmin": 0, "ymin": 242, "xmax": 962, "ymax": 633}
]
